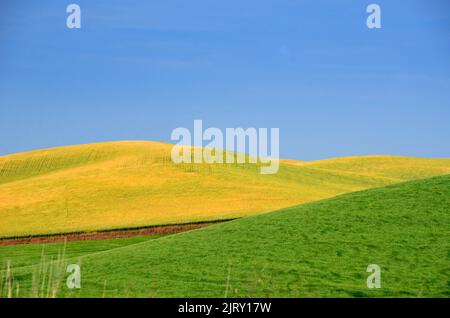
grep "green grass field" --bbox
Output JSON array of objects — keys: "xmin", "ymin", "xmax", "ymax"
[
  {"xmin": 2, "ymin": 174, "xmax": 449, "ymax": 297},
  {"xmin": 1, "ymin": 141, "xmax": 450, "ymax": 237}
]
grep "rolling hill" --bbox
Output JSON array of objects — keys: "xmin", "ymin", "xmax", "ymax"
[
  {"xmin": 1, "ymin": 141, "xmax": 450, "ymax": 237},
  {"xmin": 2, "ymin": 174, "xmax": 449, "ymax": 297}
]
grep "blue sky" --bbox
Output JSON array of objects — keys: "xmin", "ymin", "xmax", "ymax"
[{"xmin": 0, "ymin": 0, "xmax": 449, "ymax": 160}]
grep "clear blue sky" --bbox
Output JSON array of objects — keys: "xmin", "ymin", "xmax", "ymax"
[{"xmin": 1, "ymin": 0, "xmax": 449, "ymax": 160}]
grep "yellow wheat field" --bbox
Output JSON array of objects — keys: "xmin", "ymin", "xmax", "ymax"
[{"xmin": 0, "ymin": 141, "xmax": 449, "ymax": 237}]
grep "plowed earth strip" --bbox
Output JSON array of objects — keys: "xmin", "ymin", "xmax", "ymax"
[{"xmin": 0, "ymin": 222, "xmax": 224, "ymax": 246}]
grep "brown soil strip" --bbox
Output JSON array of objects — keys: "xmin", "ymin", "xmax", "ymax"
[{"xmin": 0, "ymin": 222, "xmax": 218, "ymax": 246}]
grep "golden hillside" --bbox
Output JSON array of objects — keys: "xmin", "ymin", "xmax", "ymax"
[{"xmin": 1, "ymin": 141, "xmax": 449, "ymax": 237}]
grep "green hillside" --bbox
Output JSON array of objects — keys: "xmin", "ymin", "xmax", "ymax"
[{"xmin": 2, "ymin": 174, "xmax": 449, "ymax": 297}]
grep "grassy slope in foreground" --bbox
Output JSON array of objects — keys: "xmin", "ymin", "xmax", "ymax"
[
  {"xmin": 6, "ymin": 174, "xmax": 450, "ymax": 297},
  {"xmin": 1, "ymin": 141, "xmax": 450, "ymax": 237}
]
